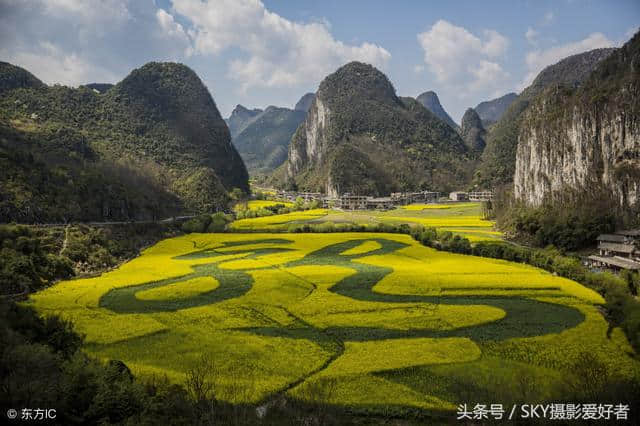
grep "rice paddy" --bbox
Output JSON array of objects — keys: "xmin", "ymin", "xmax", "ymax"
[{"xmin": 29, "ymin": 232, "xmax": 640, "ymax": 414}]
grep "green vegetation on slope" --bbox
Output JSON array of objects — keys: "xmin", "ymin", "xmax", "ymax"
[
  {"xmin": 473, "ymin": 48, "xmax": 615, "ymax": 188},
  {"xmin": 0, "ymin": 61, "xmax": 46, "ymax": 94},
  {"xmin": 0, "ymin": 222, "xmax": 181, "ymax": 296},
  {"xmin": 232, "ymin": 106, "xmax": 306, "ymax": 175},
  {"xmin": 0, "ymin": 62, "xmax": 249, "ymax": 222},
  {"xmin": 286, "ymin": 62, "xmax": 473, "ymax": 194}
]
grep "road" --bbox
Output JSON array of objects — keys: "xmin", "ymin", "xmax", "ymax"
[{"xmin": 16, "ymin": 215, "xmax": 198, "ymax": 228}]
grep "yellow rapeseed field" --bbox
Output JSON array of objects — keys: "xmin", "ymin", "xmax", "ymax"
[
  {"xmin": 234, "ymin": 200, "xmax": 293, "ymax": 212},
  {"xmin": 229, "ymin": 209, "xmax": 328, "ymax": 230},
  {"xmin": 400, "ymin": 202, "xmax": 480, "ymax": 210},
  {"xmin": 28, "ymin": 232, "xmax": 639, "ymax": 414}
]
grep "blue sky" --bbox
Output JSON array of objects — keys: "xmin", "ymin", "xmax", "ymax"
[{"xmin": 1, "ymin": 1, "xmax": 638, "ymax": 122}]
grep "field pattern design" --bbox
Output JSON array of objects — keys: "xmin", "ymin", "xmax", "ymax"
[{"xmin": 31, "ymin": 233, "xmax": 639, "ymax": 412}]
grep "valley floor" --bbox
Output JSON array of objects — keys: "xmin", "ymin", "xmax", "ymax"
[
  {"xmin": 231, "ymin": 201, "xmax": 502, "ymax": 242},
  {"xmin": 28, "ymin": 231, "xmax": 640, "ymax": 418}
]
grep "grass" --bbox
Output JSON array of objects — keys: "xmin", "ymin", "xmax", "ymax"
[{"xmin": 28, "ymin": 232, "xmax": 639, "ymax": 415}]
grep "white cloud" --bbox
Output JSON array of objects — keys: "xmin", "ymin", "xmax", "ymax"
[
  {"xmin": 525, "ymin": 27, "xmax": 538, "ymax": 46},
  {"xmin": 170, "ymin": 0, "xmax": 391, "ymax": 91},
  {"xmin": 156, "ymin": 8, "xmax": 192, "ymax": 54},
  {"xmin": 3, "ymin": 41, "xmax": 118, "ymax": 86},
  {"xmin": 468, "ymin": 60, "xmax": 510, "ymax": 92},
  {"xmin": 413, "ymin": 64, "xmax": 425, "ymax": 74},
  {"xmin": 40, "ymin": 0, "xmax": 131, "ymax": 27},
  {"xmin": 482, "ymin": 30, "xmax": 509, "ymax": 57},
  {"xmin": 0, "ymin": 1, "xmax": 198, "ymax": 87},
  {"xmin": 416, "ymin": 20, "xmax": 509, "ymax": 95},
  {"xmin": 519, "ymin": 32, "xmax": 615, "ymax": 90}
]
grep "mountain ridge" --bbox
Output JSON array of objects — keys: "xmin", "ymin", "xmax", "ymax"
[
  {"xmin": 285, "ymin": 62, "xmax": 472, "ymax": 196},
  {"xmin": 474, "ymin": 92, "xmax": 517, "ymax": 127},
  {"xmin": 473, "ymin": 47, "xmax": 616, "ymax": 189},
  {"xmin": 514, "ymin": 33, "xmax": 639, "ymax": 214},
  {"xmin": 416, "ymin": 91, "xmax": 459, "ymax": 131},
  {"xmin": 0, "ymin": 61, "xmax": 248, "ymax": 222}
]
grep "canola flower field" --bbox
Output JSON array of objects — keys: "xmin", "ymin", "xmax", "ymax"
[
  {"xmin": 231, "ymin": 201, "xmax": 501, "ymax": 241},
  {"xmin": 29, "ymin": 232, "xmax": 640, "ymax": 413},
  {"xmin": 229, "ymin": 209, "xmax": 328, "ymax": 231},
  {"xmin": 233, "ymin": 199, "xmax": 294, "ymax": 212}
]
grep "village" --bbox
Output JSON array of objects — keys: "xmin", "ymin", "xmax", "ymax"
[
  {"xmin": 264, "ymin": 188, "xmax": 640, "ymax": 274},
  {"xmin": 587, "ymin": 230, "xmax": 640, "ymax": 273},
  {"xmin": 273, "ymin": 189, "xmax": 494, "ymax": 210}
]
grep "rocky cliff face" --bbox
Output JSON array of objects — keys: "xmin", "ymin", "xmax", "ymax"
[
  {"xmin": 416, "ymin": 91, "xmax": 459, "ymax": 130},
  {"xmin": 285, "ymin": 62, "xmax": 470, "ymax": 196},
  {"xmin": 514, "ymin": 33, "xmax": 640, "ymax": 211},
  {"xmin": 294, "ymin": 92, "xmax": 315, "ymax": 112},
  {"xmin": 460, "ymin": 108, "xmax": 486, "ymax": 152},
  {"xmin": 474, "ymin": 48, "xmax": 616, "ymax": 189}
]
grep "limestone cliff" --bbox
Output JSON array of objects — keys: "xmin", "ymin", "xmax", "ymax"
[
  {"xmin": 294, "ymin": 92, "xmax": 315, "ymax": 112},
  {"xmin": 474, "ymin": 48, "xmax": 615, "ymax": 189},
  {"xmin": 514, "ymin": 33, "xmax": 640, "ymax": 211},
  {"xmin": 285, "ymin": 62, "xmax": 470, "ymax": 196}
]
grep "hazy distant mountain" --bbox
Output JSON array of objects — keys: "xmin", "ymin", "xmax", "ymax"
[
  {"xmin": 285, "ymin": 62, "xmax": 472, "ymax": 196},
  {"xmin": 294, "ymin": 92, "xmax": 315, "ymax": 112},
  {"xmin": 474, "ymin": 93, "xmax": 517, "ymax": 127},
  {"xmin": 226, "ymin": 105, "xmax": 263, "ymax": 138},
  {"xmin": 416, "ymin": 91, "xmax": 459, "ymax": 131},
  {"xmin": 0, "ymin": 61, "xmax": 248, "ymax": 222},
  {"xmin": 232, "ymin": 106, "xmax": 306, "ymax": 175}
]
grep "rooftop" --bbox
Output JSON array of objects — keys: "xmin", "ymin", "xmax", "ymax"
[
  {"xmin": 588, "ymin": 255, "xmax": 640, "ymax": 270},
  {"xmin": 597, "ymin": 234, "xmax": 627, "ymax": 243}
]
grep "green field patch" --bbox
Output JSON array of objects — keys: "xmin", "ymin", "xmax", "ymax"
[{"xmin": 136, "ymin": 276, "xmax": 219, "ymax": 301}]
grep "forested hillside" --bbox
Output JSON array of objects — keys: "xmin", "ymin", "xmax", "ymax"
[
  {"xmin": 514, "ymin": 32, "xmax": 639, "ymax": 216},
  {"xmin": 285, "ymin": 62, "xmax": 472, "ymax": 196},
  {"xmin": 0, "ymin": 62, "xmax": 248, "ymax": 223},
  {"xmin": 473, "ymin": 48, "xmax": 615, "ymax": 189},
  {"xmin": 232, "ymin": 106, "xmax": 306, "ymax": 175}
]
